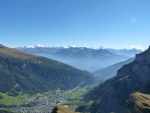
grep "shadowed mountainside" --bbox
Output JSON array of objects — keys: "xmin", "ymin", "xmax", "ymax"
[
  {"xmin": 77, "ymin": 47, "xmax": 150, "ymax": 113},
  {"xmin": 0, "ymin": 45, "xmax": 94, "ymax": 94}
]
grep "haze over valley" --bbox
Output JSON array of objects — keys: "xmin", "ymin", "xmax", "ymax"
[
  {"xmin": 0, "ymin": 44, "xmax": 146, "ymax": 113},
  {"xmin": 18, "ymin": 46, "xmax": 140, "ymax": 72},
  {"xmin": 0, "ymin": 0, "xmax": 150, "ymax": 113}
]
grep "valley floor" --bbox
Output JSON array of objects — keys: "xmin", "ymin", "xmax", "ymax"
[{"xmin": 0, "ymin": 87, "xmax": 90, "ymax": 113}]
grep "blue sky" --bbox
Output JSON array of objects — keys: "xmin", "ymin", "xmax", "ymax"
[{"xmin": 0, "ymin": 0, "xmax": 150, "ymax": 49}]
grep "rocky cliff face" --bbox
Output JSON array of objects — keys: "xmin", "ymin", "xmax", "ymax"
[
  {"xmin": 129, "ymin": 92, "xmax": 150, "ymax": 113},
  {"xmin": 78, "ymin": 47, "xmax": 150, "ymax": 113}
]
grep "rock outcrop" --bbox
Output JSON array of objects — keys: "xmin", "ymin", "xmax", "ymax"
[{"xmin": 130, "ymin": 92, "xmax": 150, "ymax": 113}]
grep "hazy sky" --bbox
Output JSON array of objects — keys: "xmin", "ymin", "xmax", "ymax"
[{"xmin": 0, "ymin": 0, "xmax": 150, "ymax": 49}]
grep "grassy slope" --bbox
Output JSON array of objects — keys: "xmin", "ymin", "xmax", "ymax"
[
  {"xmin": 0, "ymin": 92, "xmax": 29, "ymax": 106},
  {"xmin": 0, "ymin": 47, "xmax": 35, "ymax": 59}
]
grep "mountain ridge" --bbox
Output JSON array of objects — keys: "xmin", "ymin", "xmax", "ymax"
[
  {"xmin": 77, "ymin": 47, "xmax": 150, "ymax": 113},
  {"xmin": 0, "ymin": 45, "xmax": 94, "ymax": 94},
  {"xmin": 18, "ymin": 47, "xmax": 140, "ymax": 71}
]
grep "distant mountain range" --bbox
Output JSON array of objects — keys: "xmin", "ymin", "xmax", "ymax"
[
  {"xmin": 18, "ymin": 47, "xmax": 140, "ymax": 72},
  {"xmin": 107, "ymin": 48, "xmax": 141, "ymax": 57},
  {"xmin": 77, "ymin": 47, "xmax": 150, "ymax": 113},
  {"xmin": 0, "ymin": 45, "xmax": 94, "ymax": 94}
]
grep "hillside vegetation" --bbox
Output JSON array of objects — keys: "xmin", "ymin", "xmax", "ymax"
[{"xmin": 0, "ymin": 45, "xmax": 93, "ymax": 94}]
